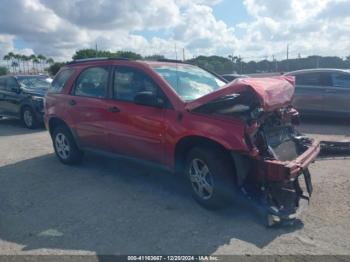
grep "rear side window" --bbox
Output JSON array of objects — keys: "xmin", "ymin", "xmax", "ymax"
[
  {"xmin": 332, "ymin": 73, "xmax": 350, "ymax": 88},
  {"xmin": 50, "ymin": 69, "xmax": 74, "ymax": 93},
  {"xmin": 295, "ymin": 73, "xmax": 331, "ymax": 86},
  {"xmin": 73, "ymin": 67, "xmax": 108, "ymax": 98}
]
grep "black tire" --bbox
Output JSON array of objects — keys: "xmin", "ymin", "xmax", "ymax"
[
  {"xmin": 52, "ymin": 125, "xmax": 83, "ymax": 165},
  {"xmin": 185, "ymin": 146, "xmax": 236, "ymax": 209},
  {"xmin": 21, "ymin": 106, "xmax": 38, "ymax": 129}
]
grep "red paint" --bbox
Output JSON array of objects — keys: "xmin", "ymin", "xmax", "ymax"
[{"xmin": 45, "ymin": 60, "xmax": 318, "ymax": 183}]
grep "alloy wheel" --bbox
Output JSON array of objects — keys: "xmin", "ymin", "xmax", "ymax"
[
  {"xmin": 189, "ymin": 158, "xmax": 214, "ymax": 200},
  {"xmin": 55, "ymin": 133, "xmax": 70, "ymax": 160}
]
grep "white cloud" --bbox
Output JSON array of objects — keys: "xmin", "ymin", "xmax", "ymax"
[{"xmin": 0, "ymin": 0, "xmax": 349, "ymax": 62}]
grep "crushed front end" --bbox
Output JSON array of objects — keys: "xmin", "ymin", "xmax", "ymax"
[
  {"xmin": 237, "ymin": 107, "xmax": 320, "ymax": 226},
  {"xmin": 189, "ymin": 76, "xmax": 320, "ymax": 226}
]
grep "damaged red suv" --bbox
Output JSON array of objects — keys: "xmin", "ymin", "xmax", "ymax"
[{"xmin": 45, "ymin": 58, "xmax": 320, "ymax": 226}]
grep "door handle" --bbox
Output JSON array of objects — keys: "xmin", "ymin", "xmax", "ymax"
[
  {"xmin": 108, "ymin": 106, "xmax": 120, "ymax": 113},
  {"xmin": 68, "ymin": 99, "xmax": 77, "ymax": 106}
]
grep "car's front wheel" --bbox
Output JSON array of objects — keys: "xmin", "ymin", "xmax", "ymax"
[
  {"xmin": 185, "ymin": 146, "xmax": 236, "ymax": 209},
  {"xmin": 52, "ymin": 126, "xmax": 83, "ymax": 165}
]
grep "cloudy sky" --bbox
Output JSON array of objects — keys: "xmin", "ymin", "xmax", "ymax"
[{"xmin": 0, "ymin": 0, "xmax": 349, "ymax": 62}]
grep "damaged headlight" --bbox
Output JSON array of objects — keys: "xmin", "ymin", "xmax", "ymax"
[{"xmin": 251, "ymin": 107, "xmax": 264, "ymax": 119}]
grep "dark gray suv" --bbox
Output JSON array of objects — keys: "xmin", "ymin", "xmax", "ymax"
[
  {"xmin": 0, "ymin": 75, "xmax": 51, "ymax": 128},
  {"xmin": 285, "ymin": 69, "xmax": 350, "ymax": 116}
]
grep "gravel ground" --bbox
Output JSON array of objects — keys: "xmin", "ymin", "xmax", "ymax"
[{"xmin": 0, "ymin": 117, "xmax": 349, "ymax": 256}]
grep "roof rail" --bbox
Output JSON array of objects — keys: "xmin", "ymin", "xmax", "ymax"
[
  {"xmin": 156, "ymin": 58, "xmax": 185, "ymax": 63},
  {"xmin": 67, "ymin": 57, "xmax": 129, "ymax": 65}
]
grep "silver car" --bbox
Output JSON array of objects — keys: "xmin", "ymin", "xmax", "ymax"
[{"xmin": 285, "ymin": 69, "xmax": 350, "ymax": 116}]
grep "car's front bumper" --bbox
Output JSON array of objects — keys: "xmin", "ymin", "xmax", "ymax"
[{"xmin": 258, "ymin": 139, "xmax": 320, "ymax": 182}]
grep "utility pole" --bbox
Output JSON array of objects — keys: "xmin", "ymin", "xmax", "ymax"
[
  {"xmin": 239, "ymin": 55, "xmax": 243, "ymax": 74},
  {"xmin": 182, "ymin": 48, "xmax": 185, "ymax": 61},
  {"xmin": 175, "ymin": 44, "xmax": 178, "ymax": 60},
  {"xmin": 273, "ymin": 55, "xmax": 278, "ymax": 72},
  {"xmin": 95, "ymin": 43, "xmax": 98, "ymax": 57},
  {"xmin": 286, "ymin": 44, "xmax": 289, "ymax": 71}
]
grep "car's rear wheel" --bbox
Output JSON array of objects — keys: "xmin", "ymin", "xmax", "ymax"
[
  {"xmin": 52, "ymin": 126, "xmax": 83, "ymax": 165},
  {"xmin": 21, "ymin": 107, "xmax": 38, "ymax": 129},
  {"xmin": 185, "ymin": 146, "xmax": 236, "ymax": 209}
]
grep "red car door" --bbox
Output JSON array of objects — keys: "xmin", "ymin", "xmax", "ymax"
[
  {"xmin": 66, "ymin": 66, "xmax": 111, "ymax": 151},
  {"xmin": 104, "ymin": 66, "xmax": 169, "ymax": 165}
]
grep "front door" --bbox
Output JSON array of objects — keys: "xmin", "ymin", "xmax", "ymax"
[{"xmin": 105, "ymin": 66, "xmax": 168, "ymax": 165}]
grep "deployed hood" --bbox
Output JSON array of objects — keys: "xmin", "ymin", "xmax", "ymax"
[{"xmin": 185, "ymin": 76, "xmax": 295, "ymax": 112}]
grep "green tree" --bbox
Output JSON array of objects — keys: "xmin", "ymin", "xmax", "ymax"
[
  {"xmin": 72, "ymin": 49, "xmax": 143, "ymax": 60},
  {"xmin": 48, "ymin": 62, "xmax": 66, "ymax": 76},
  {"xmin": 144, "ymin": 54, "xmax": 166, "ymax": 61},
  {"xmin": 37, "ymin": 54, "xmax": 47, "ymax": 72},
  {"xmin": 3, "ymin": 54, "xmax": 11, "ymax": 72},
  {"xmin": 0, "ymin": 66, "xmax": 8, "ymax": 76},
  {"xmin": 29, "ymin": 54, "xmax": 37, "ymax": 73}
]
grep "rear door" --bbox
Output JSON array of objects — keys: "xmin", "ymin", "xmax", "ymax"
[
  {"xmin": 0, "ymin": 77, "xmax": 21, "ymax": 117},
  {"xmin": 4, "ymin": 77, "xmax": 21, "ymax": 116},
  {"xmin": 293, "ymin": 72, "xmax": 329, "ymax": 113},
  {"xmin": 322, "ymin": 72, "xmax": 350, "ymax": 114},
  {"xmin": 104, "ymin": 65, "xmax": 169, "ymax": 164},
  {"xmin": 67, "ymin": 66, "xmax": 111, "ymax": 151},
  {"xmin": 0, "ymin": 77, "xmax": 6, "ymax": 115}
]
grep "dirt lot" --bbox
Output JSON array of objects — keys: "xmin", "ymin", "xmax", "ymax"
[{"xmin": 0, "ymin": 117, "xmax": 350, "ymax": 256}]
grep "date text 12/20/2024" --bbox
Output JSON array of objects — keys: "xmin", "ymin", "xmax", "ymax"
[{"xmin": 127, "ymin": 256, "xmax": 219, "ymax": 261}]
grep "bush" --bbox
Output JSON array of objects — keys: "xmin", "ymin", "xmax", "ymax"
[{"xmin": 0, "ymin": 66, "xmax": 8, "ymax": 76}]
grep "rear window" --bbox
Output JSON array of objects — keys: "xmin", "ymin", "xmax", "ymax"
[{"xmin": 49, "ymin": 69, "xmax": 74, "ymax": 93}]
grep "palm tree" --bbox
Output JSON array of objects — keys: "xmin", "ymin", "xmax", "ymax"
[
  {"xmin": 13, "ymin": 54, "xmax": 22, "ymax": 73},
  {"xmin": 46, "ymin": 57, "xmax": 54, "ymax": 65},
  {"xmin": 29, "ymin": 54, "xmax": 37, "ymax": 73},
  {"xmin": 33, "ymin": 58, "xmax": 40, "ymax": 73},
  {"xmin": 7, "ymin": 52, "xmax": 15, "ymax": 73},
  {"xmin": 3, "ymin": 54, "xmax": 11, "ymax": 73},
  {"xmin": 37, "ymin": 54, "xmax": 46, "ymax": 73},
  {"xmin": 21, "ymin": 55, "xmax": 29, "ymax": 74}
]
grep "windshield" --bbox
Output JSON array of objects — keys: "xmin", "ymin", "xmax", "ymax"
[
  {"xmin": 16, "ymin": 76, "xmax": 51, "ymax": 89},
  {"xmin": 153, "ymin": 65, "xmax": 226, "ymax": 101}
]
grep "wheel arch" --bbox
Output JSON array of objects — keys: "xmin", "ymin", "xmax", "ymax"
[
  {"xmin": 48, "ymin": 117, "xmax": 70, "ymax": 136},
  {"xmin": 174, "ymin": 135, "xmax": 235, "ymax": 175}
]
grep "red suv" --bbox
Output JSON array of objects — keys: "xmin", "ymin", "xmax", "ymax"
[{"xmin": 45, "ymin": 58, "xmax": 320, "ymax": 226}]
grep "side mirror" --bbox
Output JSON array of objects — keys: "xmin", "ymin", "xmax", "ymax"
[{"xmin": 134, "ymin": 92, "xmax": 164, "ymax": 108}]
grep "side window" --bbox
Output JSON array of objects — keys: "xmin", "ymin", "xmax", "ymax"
[
  {"xmin": 50, "ymin": 69, "xmax": 74, "ymax": 93},
  {"xmin": 296, "ymin": 73, "xmax": 320, "ymax": 86},
  {"xmin": 296, "ymin": 73, "xmax": 331, "ymax": 86},
  {"xmin": 113, "ymin": 67, "xmax": 159, "ymax": 102},
  {"xmin": 0, "ymin": 78, "xmax": 6, "ymax": 90},
  {"xmin": 332, "ymin": 73, "xmax": 350, "ymax": 89},
  {"xmin": 6, "ymin": 77, "xmax": 19, "ymax": 92},
  {"xmin": 74, "ymin": 67, "xmax": 108, "ymax": 98}
]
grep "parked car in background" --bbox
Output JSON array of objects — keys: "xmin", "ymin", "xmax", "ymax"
[
  {"xmin": 221, "ymin": 73, "xmax": 247, "ymax": 82},
  {"xmin": 45, "ymin": 58, "xmax": 319, "ymax": 226},
  {"xmin": 285, "ymin": 69, "xmax": 350, "ymax": 116},
  {"xmin": 0, "ymin": 75, "xmax": 51, "ymax": 128}
]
